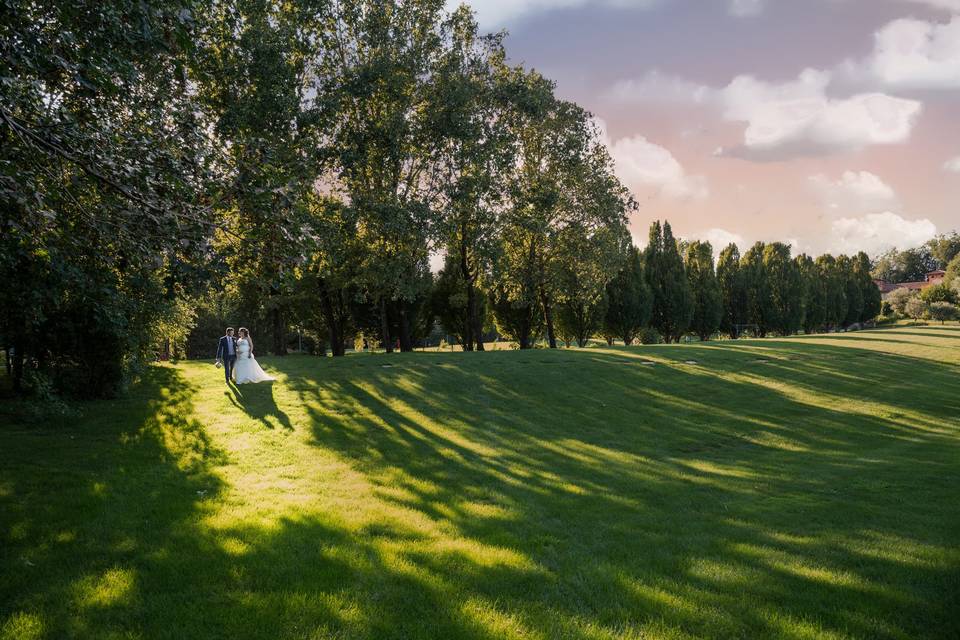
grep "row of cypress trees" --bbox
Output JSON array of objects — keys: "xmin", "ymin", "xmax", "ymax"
[{"xmin": 598, "ymin": 220, "xmax": 882, "ymax": 344}]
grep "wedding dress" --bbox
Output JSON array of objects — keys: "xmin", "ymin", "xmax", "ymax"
[{"xmin": 233, "ymin": 338, "xmax": 274, "ymax": 384}]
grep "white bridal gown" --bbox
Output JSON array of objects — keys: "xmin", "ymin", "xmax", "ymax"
[{"xmin": 234, "ymin": 339, "xmax": 274, "ymax": 384}]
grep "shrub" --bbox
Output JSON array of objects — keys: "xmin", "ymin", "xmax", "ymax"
[
  {"xmin": 904, "ymin": 297, "xmax": 929, "ymax": 320},
  {"xmin": 638, "ymin": 327, "xmax": 662, "ymax": 345},
  {"xmin": 886, "ymin": 288, "xmax": 915, "ymax": 316}
]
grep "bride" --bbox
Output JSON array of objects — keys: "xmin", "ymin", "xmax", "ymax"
[{"xmin": 233, "ymin": 328, "xmax": 274, "ymax": 384}]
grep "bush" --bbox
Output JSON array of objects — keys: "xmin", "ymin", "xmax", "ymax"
[
  {"xmin": 886, "ymin": 288, "xmax": 915, "ymax": 316},
  {"xmin": 638, "ymin": 327, "xmax": 662, "ymax": 345},
  {"xmin": 904, "ymin": 296, "xmax": 929, "ymax": 320}
]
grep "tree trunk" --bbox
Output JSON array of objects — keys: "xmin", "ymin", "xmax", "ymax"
[
  {"xmin": 11, "ymin": 339, "xmax": 23, "ymax": 394},
  {"xmin": 270, "ymin": 294, "xmax": 287, "ymax": 356},
  {"xmin": 606, "ymin": 336, "xmax": 613, "ymax": 346},
  {"xmin": 5, "ymin": 346, "xmax": 11, "ymax": 376},
  {"xmin": 319, "ymin": 282, "xmax": 346, "ymax": 357},
  {"xmin": 399, "ymin": 305, "xmax": 413, "ymax": 352},
  {"xmin": 622, "ymin": 333, "xmax": 632, "ymax": 346},
  {"xmin": 474, "ymin": 302, "xmax": 485, "ymax": 352},
  {"xmin": 540, "ymin": 288, "xmax": 556, "ymax": 349},
  {"xmin": 380, "ymin": 297, "xmax": 393, "ymax": 353}
]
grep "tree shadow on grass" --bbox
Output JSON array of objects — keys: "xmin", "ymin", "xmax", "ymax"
[
  {"xmin": 0, "ymin": 366, "xmax": 228, "ymax": 639},
  {"xmin": 288, "ymin": 336, "xmax": 960, "ymax": 639}
]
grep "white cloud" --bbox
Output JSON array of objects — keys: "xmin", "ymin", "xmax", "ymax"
[
  {"xmin": 944, "ymin": 155, "xmax": 960, "ymax": 172},
  {"xmin": 448, "ymin": 0, "xmax": 660, "ymax": 28},
  {"xmin": 608, "ymin": 68, "xmax": 922, "ymax": 161},
  {"xmin": 808, "ymin": 171, "xmax": 899, "ymax": 213},
  {"xmin": 608, "ymin": 134, "xmax": 708, "ymax": 200},
  {"xmin": 716, "ymin": 69, "xmax": 922, "ymax": 160},
  {"xmin": 830, "ymin": 211, "xmax": 936, "ymax": 255},
  {"xmin": 728, "ymin": 0, "xmax": 765, "ymax": 17},
  {"xmin": 854, "ymin": 16, "xmax": 960, "ymax": 90},
  {"xmin": 700, "ymin": 227, "xmax": 746, "ymax": 250},
  {"xmin": 593, "ymin": 118, "xmax": 708, "ymax": 200}
]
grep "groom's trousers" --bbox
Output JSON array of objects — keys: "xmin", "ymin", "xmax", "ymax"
[{"xmin": 223, "ymin": 355, "xmax": 236, "ymax": 382}]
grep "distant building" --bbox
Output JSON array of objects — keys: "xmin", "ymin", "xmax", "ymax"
[{"xmin": 874, "ymin": 270, "xmax": 946, "ymax": 297}]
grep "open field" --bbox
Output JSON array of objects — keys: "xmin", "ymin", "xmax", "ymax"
[{"xmin": 2, "ymin": 326, "xmax": 959, "ymax": 639}]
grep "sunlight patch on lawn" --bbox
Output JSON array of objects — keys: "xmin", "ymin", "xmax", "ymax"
[
  {"xmin": 73, "ymin": 567, "xmax": 137, "ymax": 608},
  {"xmin": 0, "ymin": 612, "xmax": 45, "ymax": 640}
]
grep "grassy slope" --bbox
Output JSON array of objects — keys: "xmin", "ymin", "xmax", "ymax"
[{"xmin": 1, "ymin": 326, "xmax": 959, "ymax": 640}]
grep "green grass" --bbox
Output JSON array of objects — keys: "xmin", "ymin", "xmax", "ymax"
[{"xmin": 2, "ymin": 326, "xmax": 959, "ymax": 639}]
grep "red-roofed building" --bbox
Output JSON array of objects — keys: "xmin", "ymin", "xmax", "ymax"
[{"xmin": 874, "ymin": 270, "xmax": 946, "ymax": 297}]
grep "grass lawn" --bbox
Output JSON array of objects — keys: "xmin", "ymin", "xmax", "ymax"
[{"xmin": 2, "ymin": 326, "xmax": 959, "ymax": 639}]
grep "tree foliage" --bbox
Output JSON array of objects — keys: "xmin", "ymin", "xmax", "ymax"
[{"xmin": 685, "ymin": 241, "xmax": 722, "ymax": 341}]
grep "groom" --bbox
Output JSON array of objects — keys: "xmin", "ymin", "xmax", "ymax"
[{"xmin": 216, "ymin": 327, "xmax": 237, "ymax": 383}]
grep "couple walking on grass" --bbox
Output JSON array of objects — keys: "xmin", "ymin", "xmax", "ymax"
[{"xmin": 215, "ymin": 327, "xmax": 274, "ymax": 384}]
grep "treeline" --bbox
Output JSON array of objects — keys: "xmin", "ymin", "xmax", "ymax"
[{"xmin": 1, "ymin": 0, "xmax": 634, "ymax": 396}]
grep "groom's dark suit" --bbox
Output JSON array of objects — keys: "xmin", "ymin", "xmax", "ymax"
[{"xmin": 216, "ymin": 335, "xmax": 237, "ymax": 383}]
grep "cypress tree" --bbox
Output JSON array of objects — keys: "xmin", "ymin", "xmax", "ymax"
[
  {"xmin": 816, "ymin": 254, "xmax": 848, "ymax": 330},
  {"xmin": 717, "ymin": 243, "xmax": 747, "ymax": 338},
  {"xmin": 838, "ymin": 255, "xmax": 864, "ymax": 326},
  {"xmin": 644, "ymin": 221, "xmax": 693, "ymax": 343},
  {"xmin": 795, "ymin": 253, "xmax": 825, "ymax": 333},
  {"xmin": 855, "ymin": 251, "xmax": 882, "ymax": 322},
  {"xmin": 741, "ymin": 242, "xmax": 771, "ymax": 337},
  {"xmin": 685, "ymin": 241, "xmax": 722, "ymax": 341},
  {"xmin": 763, "ymin": 242, "xmax": 804, "ymax": 336}
]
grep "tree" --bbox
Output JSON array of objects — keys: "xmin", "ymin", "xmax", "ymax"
[
  {"xmin": 796, "ymin": 254, "xmax": 825, "ymax": 333},
  {"xmin": 489, "ymin": 284, "xmax": 541, "ymax": 349},
  {"xmin": 920, "ymin": 283, "xmax": 959, "ymax": 305},
  {"xmin": 602, "ymin": 246, "xmax": 652, "ymax": 345},
  {"xmin": 431, "ymin": 9, "xmax": 514, "ymax": 351},
  {"xmin": 855, "ymin": 251, "xmax": 882, "ymax": 322},
  {"xmin": 838, "ymin": 255, "xmax": 864, "ymax": 327},
  {"xmin": 945, "ymin": 253, "xmax": 960, "ymax": 287},
  {"xmin": 553, "ymin": 226, "xmax": 624, "ymax": 347},
  {"xmin": 501, "ymin": 72, "xmax": 633, "ymax": 348},
  {"xmin": 871, "ymin": 246, "xmax": 938, "ymax": 283},
  {"xmin": 717, "ymin": 243, "xmax": 748, "ymax": 338},
  {"xmin": 312, "ymin": 0, "xmax": 452, "ymax": 353},
  {"xmin": 644, "ymin": 221, "xmax": 693, "ymax": 343},
  {"xmin": 763, "ymin": 242, "xmax": 803, "ymax": 336},
  {"xmin": 926, "ymin": 232, "xmax": 960, "ymax": 268},
  {"xmin": 741, "ymin": 242, "xmax": 772, "ymax": 337},
  {"xmin": 685, "ymin": 241, "xmax": 722, "ymax": 341},
  {"xmin": 196, "ymin": 0, "xmax": 319, "ymax": 356},
  {"xmin": 816, "ymin": 254, "xmax": 847, "ymax": 330},
  {"xmin": 928, "ymin": 302, "xmax": 958, "ymax": 324}
]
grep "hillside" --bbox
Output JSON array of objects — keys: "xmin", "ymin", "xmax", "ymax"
[{"xmin": 2, "ymin": 326, "xmax": 959, "ymax": 640}]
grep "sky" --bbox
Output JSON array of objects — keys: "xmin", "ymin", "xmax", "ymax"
[{"xmin": 452, "ymin": 0, "xmax": 960, "ymax": 256}]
